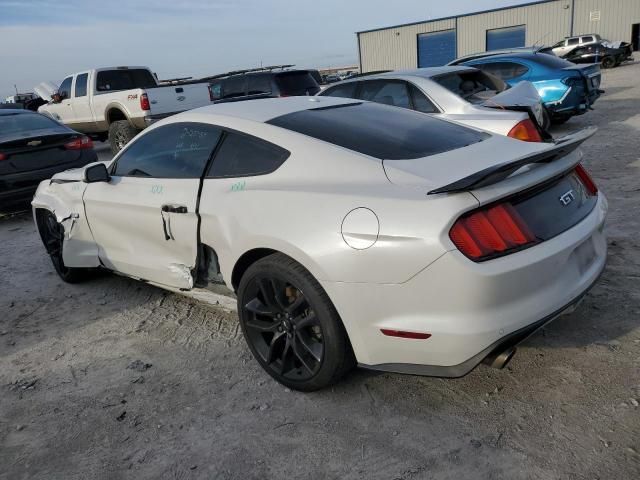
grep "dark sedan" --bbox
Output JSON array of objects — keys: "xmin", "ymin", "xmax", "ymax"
[{"xmin": 0, "ymin": 110, "xmax": 97, "ymax": 211}]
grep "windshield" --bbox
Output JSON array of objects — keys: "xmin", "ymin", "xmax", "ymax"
[
  {"xmin": 96, "ymin": 69, "xmax": 157, "ymax": 92},
  {"xmin": 433, "ymin": 70, "xmax": 508, "ymax": 103},
  {"xmin": 267, "ymin": 102, "xmax": 488, "ymax": 160}
]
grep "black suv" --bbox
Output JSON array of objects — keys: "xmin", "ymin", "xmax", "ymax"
[{"xmin": 208, "ymin": 69, "xmax": 320, "ymax": 103}]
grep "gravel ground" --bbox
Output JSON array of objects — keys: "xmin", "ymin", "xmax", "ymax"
[{"xmin": 1, "ymin": 62, "xmax": 640, "ymax": 480}]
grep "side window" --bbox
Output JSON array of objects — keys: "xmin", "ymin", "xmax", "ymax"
[
  {"xmin": 209, "ymin": 82, "xmax": 222, "ymax": 101},
  {"xmin": 581, "ymin": 36, "xmax": 594, "ymax": 43},
  {"xmin": 321, "ymin": 82, "xmax": 358, "ymax": 98},
  {"xmin": 409, "ymin": 84, "xmax": 438, "ymax": 113},
  {"xmin": 359, "ymin": 80, "xmax": 411, "ymax": 109},
  {"xmin": 113, "ymin": 123, "xmax": 222, "ymax": 178},
  {"xmin": 207, "ymin": 132, "xmax": 290, "ymax": 178},
  {"xmin": 567, "ymin": 38, "xmax": 580, "ymax": 46},
  {"xmin": 75, "ymin": 73, "xmax": 88, "ymax": 98},
  {"xmin": 222, "ymin": 76, "xmax": 247, "ymax": 99},
  {"xmin": 247, "ymin": 74, "xmax": 272, "ymax": 95},
  {"xmin": 58, "ymin": 77, "xmax": 73, "ymax": 100}
]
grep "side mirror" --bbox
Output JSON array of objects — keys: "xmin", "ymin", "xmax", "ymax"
[{"xmin": 84, "ymin": 163, "xmax": 111, "ymax": 183}]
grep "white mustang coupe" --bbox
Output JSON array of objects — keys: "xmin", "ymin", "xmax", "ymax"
[{"xmin": 32, "ymin": 97, "xmax": 607, "ymax": 391}]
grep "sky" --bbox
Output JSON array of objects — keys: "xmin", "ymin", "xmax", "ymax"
[{"xmin": 0, "ymin": 0, "xmax": 534, "ymax": 98}]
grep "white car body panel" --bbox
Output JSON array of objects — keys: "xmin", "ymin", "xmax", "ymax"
[{"xmin": 31, "ymin": 97, "xmax": 607, "ymax": 375}]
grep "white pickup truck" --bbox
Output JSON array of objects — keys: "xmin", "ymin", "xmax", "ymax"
[{"xmin": 37, "ymin": 66, "xmax": 212, "ymax": 153}]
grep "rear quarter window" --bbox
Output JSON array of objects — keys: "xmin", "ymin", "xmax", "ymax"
[
  {"xmin": 207, "ymin": 132, "xmax": 290, "ymax": 178},
  {"xmin": 266, "ymin": 102, "xmax": 488, "ymax": 160}
]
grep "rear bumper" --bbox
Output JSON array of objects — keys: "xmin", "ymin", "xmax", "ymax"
[
  {"xmin": 322, "ymin": 193, "xmax": 608, "ymax": 374},
  {"xmin": 142, "ymin": 111, "xmax": 184, "ymax": 127}
]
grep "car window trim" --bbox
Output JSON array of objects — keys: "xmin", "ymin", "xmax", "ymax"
[
  {"xmin": 408, "ymin": 82, "xmax": 442, "ymax": 114},
  {"xmin": 356, "ymin": 79, "xmax": 414, "ymax": 110}
]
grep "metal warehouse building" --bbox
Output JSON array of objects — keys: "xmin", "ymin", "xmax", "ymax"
[{"xmin": 357, "ymin": 0, "xmax": 640, "ymax": 72}]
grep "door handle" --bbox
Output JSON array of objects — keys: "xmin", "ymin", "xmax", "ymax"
[{"xmin": 161, "ymin": 204, "xmax": 187, "ymax": 214}]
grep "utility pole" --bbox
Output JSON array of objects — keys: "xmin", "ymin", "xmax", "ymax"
[{"xmin": 14, "ymin": 84, "xmax": 18, "ymax": 95}]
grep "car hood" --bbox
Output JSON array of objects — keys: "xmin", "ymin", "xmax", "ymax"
[
  {"xmin": 34, "ymin": 81, "xmax": 59, "ymax": 101},
  {"xmin": 481, "ymin": 81, "xmax": 545, "ymax": 126}
]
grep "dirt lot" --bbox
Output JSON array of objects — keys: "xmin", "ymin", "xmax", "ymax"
[{"xmin": 2, "ymin": 63, "xmax": 640, "ymax": 480}]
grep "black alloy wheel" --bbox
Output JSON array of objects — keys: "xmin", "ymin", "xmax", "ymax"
[{"xmin": 237, "ymin": 254, "xmax": 354, "ymax": 391}]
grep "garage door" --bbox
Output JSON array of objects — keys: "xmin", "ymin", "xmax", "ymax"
[
  {"xmin": 418, "ymin": 29, "xmax": 457, "ymax": 67},
  {"xmin": 486, "ymin": 25, "xmax": 526, "ymax": 51}
]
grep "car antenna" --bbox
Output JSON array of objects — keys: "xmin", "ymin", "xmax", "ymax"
[{"xmin": 532, "ymin": 32, "xmax": 551, "ymax": 51}]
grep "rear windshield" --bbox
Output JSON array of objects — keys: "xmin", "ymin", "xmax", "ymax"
[
  {"xmin": 267, "ymin": 102, "xmax": 488, "ymax": 160},
  {"xmin": 433, "ymin": 70, "xmax": 508, "ymax": 103},
  {"xmin": 275, "ymin": 71, "xmax": 320, "ymax": 95},
  {"xmin": 96, "ymin": 69, "xmax": 157, "ymax": 92},
  {"xmin": 532, "ymin": 53, "xmax": 574, "ymax": 69},
  {"xmin": 0, "ymin": 113, "xmax": 59, "ymax": 135}
]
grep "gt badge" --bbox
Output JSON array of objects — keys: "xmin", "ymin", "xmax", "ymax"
[{"xmin": 559, "ymin": 190, "xmax": 576, "ymax": 206}]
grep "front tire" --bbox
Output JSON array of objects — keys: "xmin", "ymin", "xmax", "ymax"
[
  {"xmin": 108, "ymin": 120, "xmax": 139, "ymax": 155},
  {"xmin": 37, "ymin": 211, "xmax": 88, "ymax": 283},
  {"xmin": 237, "ymin": 253, "xmax": 355, "ymax": 391}
]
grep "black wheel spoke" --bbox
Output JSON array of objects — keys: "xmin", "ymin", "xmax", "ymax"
[
  {"xmin": 292, "ymin": 336, "xmax": 317, "ymax": 374},
  {"xmin": 245, "ymin": 297, "xmax": 277, "ymax": 318},
  {"xmin": 295, "ymin": 331, "xmax": 322, "ymax": 363},
  {"xmin": 265, "ymin": 331, "xmax": 286, "ymax": 364},
  {"xmin": 278, "ymin": 337, "xmax": 293, "ymax": 375},
  {"xmin": 245, "ymin": 318, "xmax": 279, "ymax": 333},
  {"xmin": 257, "ymin": 277, "xmax": 281, "ymax": 312}
]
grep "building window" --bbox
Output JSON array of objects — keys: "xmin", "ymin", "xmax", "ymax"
[
  {"xmin": 417, "ymin": 29, "xmax": 457, "ymax": 68},
  {"xmin": 486, "ymin": 25, "xmax": 526, "ymax": 51}
]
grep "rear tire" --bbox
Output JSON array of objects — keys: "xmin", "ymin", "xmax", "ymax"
[
  {"xmin": 108, "ymin": 120, "xmax": 139, "ymax": 155},
  {"xmin": 37, "ymin": 211, "xmax": 88, "ymax": 283},
  {"xmin": 237, "ymin": 253, "xmax": 355, "ymax": 391}
]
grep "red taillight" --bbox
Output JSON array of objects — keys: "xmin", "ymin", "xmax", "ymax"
[
  {"xmin": 140, "ymin": 93, "xmax": 150, "ymax": 111},
  {"xmin": 575, "ymin": 164, "xmax": 598, "ymax": 195},
  {"xmin": 507, "ymin": 119, "xmax": 543, "ymax": 142},
  {"xmin": 450, "ymin": 203, "xmax": 537, "ymax": 261},
  {"xmin": 64, "ymin": 136, "xmax": 93, "ymax": 150},
  {"xmin": 0, "ymin": 153, "xmax": 7, "ymax": 161},
  {"xmin": 380, "ymin": 329, "xmax": 432, "ymax": 340}
]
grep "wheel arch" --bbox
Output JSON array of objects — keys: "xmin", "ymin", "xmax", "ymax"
[{"xmin": 104, "ymin": 102, "xmax": 131, "ymax": 125}]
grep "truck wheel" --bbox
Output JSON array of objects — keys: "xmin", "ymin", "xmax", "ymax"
[
  {"xmin": 601, "ymin": 56, "xmax": 616, "ymax": 69},
  {"xmin": 109, "ymin": 120, "xmax": 139, "ymax": 155}
]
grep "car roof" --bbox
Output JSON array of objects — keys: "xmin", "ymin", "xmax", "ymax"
[{"xmin": 188, "ymin": 96, "xmax": 362, "ymax": 123}]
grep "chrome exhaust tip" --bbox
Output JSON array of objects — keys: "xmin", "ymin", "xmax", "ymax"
[{"xmin": 483, "ymin": 347, "xmax": 516, "ymax": 369}]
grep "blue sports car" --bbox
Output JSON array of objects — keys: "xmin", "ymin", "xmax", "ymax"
[{"xmin": 450, "ymin": 52, "xmax": 603, "ymax": 124}]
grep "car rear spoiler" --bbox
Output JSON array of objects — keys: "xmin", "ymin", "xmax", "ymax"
[{"xmin": 427, "ymin": 126, "xmax": 597, "ymax": 195}]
